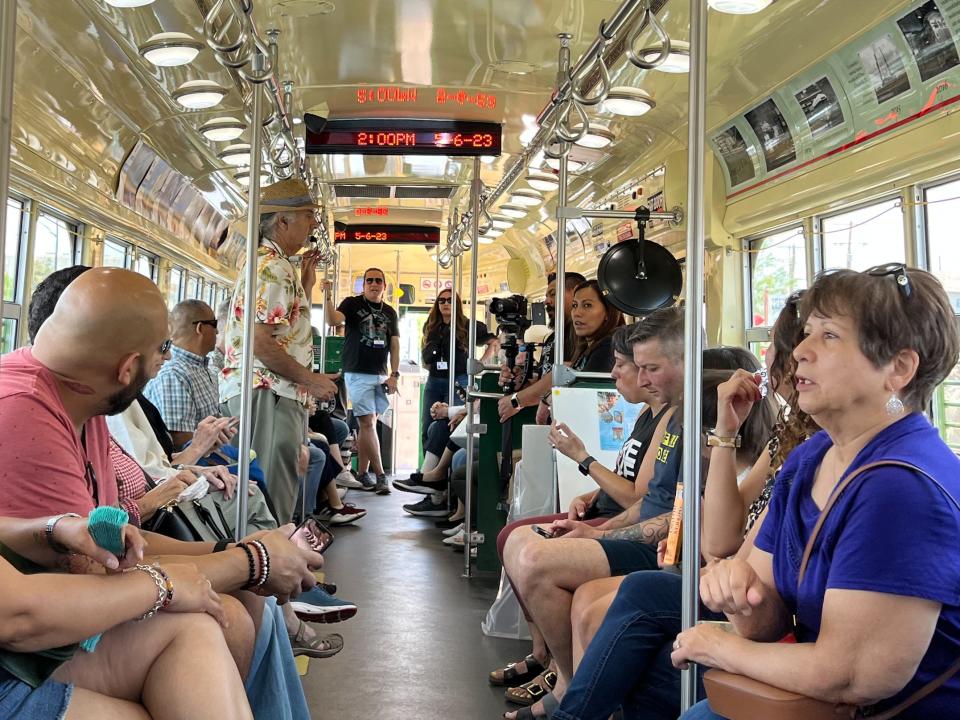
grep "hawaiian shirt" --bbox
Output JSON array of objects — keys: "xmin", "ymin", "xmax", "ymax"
[{"xmin": 220, "ymin": 241, "xmax": 313, "ymax": 406}]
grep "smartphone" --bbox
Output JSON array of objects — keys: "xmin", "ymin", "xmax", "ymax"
[
  {"xmin": 289, "ymin": 517, "xmax": 334, "ymax": 554},
  {"xmin": 224, "ymin": 416, "xmax": 241, "ymax": 429},
  {"xmin": 531, "ymin": 524, "xmax": 553, "ymax": 539}
]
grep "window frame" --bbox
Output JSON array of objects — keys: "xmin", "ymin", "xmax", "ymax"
[
  {"xmin": 32, "ymin": 207, "xmax": 81, "ymax": 292},
  {"xmin": 102, "ymin": 236, "xmax": 133, "ymax": 269},
  {"xmin": 815, "ymin": 194, "xmax": 907, "ymax": 273},
  {"xmin": 743, "ymin": 222, "xmax": 808, "ymax": 346},
  {"xmin": 133, "ymin": 247, "xmax": 159, "ymax": 282}
]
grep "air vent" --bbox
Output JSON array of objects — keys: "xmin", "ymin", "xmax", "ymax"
[
  {"xmin": 394, "ymin": 185, "xmax": 456, "ymax": 199},
  {"xmin": 332, "ymin": 184, "xmax": 391, "ymax": 198}
]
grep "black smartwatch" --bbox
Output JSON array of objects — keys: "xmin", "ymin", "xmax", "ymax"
[{"xmin": 577, "ymin": 455, "xmax": 597, "ymax": 476}]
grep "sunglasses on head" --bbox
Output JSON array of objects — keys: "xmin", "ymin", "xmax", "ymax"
[
  {"xmin": 192, "ymin": 319, "xmax": 218, "ymax": 329},
  {"xmin": 159, "ymin": 338, "xmax": 172, "ymax": 354},
  {"xmin": 365, "ymin": 277, "xmax": 384, "ymax": 284},
  {"xmin": 865, "ymin": 262, "xmax": 912, "ymax": 299}
]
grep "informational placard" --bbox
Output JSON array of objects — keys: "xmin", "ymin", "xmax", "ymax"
[
  {"xmin": 333, "ymin": 222, "xmax": 440, "ymax": 244},
  {"xmin": 305, "ymin": 116, "xmax": 503, "ymax": 157}
]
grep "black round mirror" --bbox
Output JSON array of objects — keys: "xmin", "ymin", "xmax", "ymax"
[{"xmin": 597, "ymin": 239, "xmax": 682, "ymax": 316}]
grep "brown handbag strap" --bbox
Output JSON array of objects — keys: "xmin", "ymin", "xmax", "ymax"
[{"xmin": 796, "ymin": 459, "xmax": 960, "ymax": 718}]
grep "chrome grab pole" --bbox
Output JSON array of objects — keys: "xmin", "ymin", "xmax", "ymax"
[
  {"xmin": 553, "ymin": 155, "xmax": 569, "ymax": 376},
  {"xmin": 463, "ymin": 157, "xmax": 481, "ymax": 577},
  {"xmin": 447, "ymin": 251, "xmax": 458, "ymax": 407},
  {"xmin": 0, "ymin": 1, "xmax": 17, "ymax": 332},
  {"xmin": 319, "ymin": 263, "xmax": 329, "ymax": 367},
  {"xmin": 234, "ymin": 51, "xmax": 266, "ymax": 539},
  {"xmin": 680, "ymin": 0, "xmax": 708, "ymax": 711}
]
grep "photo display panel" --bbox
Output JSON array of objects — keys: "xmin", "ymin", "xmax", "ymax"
[{"xmin": 306, "ymin": 116, "xmax": 502, "ymax": 156}]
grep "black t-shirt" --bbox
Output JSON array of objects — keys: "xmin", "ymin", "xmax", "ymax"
[
  {"xmin": 572, "ymin": 335, "xmax": 616, "ymax": 373},
  {"xmin": 538, "ymin": 322, "xmax": 575, "ymax": 377},
  {"xmin": 592, "ymin": 404, "xmax": 670, "ymax": 517},
  {"xmin": 338, "ymin": 295, "xmax": 400, "ymax": 375},
  {"xmin": 640, "ymin": 414, "xmax": 685, "ymax": 521},
  {"xmin": 422, "ymin": 321, "xmax": 490, "ymax": 378}
]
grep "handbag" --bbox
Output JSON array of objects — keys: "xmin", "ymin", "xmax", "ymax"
[
  {"xmin": 704, "ymin": 460, "xmax": 960, "ymax": 720},
  {"xmin": 141, "ymin": 502, "xmax": 203, "ymax": 542}
]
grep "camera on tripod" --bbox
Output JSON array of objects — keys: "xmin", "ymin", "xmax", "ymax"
[{"xmin": 489, "ymin": 294, "xmax": 531, "ymax": 337}]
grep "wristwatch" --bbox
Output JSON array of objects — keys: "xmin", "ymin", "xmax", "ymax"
[
  {"xmin": 390, "ymin": 371, "xmax": 400, "ymax": 379},
  {"xmin": 706, "ymin": 431, "xmax": 741, "ymax": 448},
  {"xmin": 510, "ymin": 392, "xmax": 521, "ymax": 409},
  {"xmin": 578, "ymin": 455, "xmax": 597, "ymax": 476},
  {"xmin": 45, "ymin": 512, "xmax": 81, "ymax": 552}
]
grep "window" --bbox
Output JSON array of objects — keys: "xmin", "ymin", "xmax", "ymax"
[
  {"xmin": 102, "ymin": 238, "xmax": 131, "ymax": 269},
  {"xmin": 820, "ymin": 198, "xmax": 905, "ymax": 271},
  {"xmin": 168, "ymin": 266, "xmax": 184, "ymax": 307},
  {"xmin": 749, "ymin": 226, "xmax": 807, "ymax": 327},
  {"xmin": 186, "ymin": 274, "xmax": 200, "ymax": 300},
  {"xmin": 5, "ymin": 198, "xmax": 23, "ymax": 303},
  {"xmin": 206, "ymin": 281, "xmax": 217, "ymax": 306},
  {"xmin": 924, "ymin": 178, "xmax": 960, "ymax": 308},
  {"xmin": 1, "ymin": 318, "xmax": 15, "ymax": 354},
  {"xmin": 135, "ymin": 250, "xmax": 158, "ymax": 282},
  {"xmin": 32, "ymin": 211, "xmax": 78, "ymax": 291},
  {"xmin": 934, "ymin": 362, "xmax": 960, "ymax": 453}
]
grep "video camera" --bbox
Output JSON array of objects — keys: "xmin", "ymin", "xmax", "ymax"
[{"xmin": 490, "ymin": 294, "xmax": 539, "ymax": 393}]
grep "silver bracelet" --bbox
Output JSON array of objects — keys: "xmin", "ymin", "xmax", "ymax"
[
  {"xmin": 44, "ymin": 513, "xmax": 80, "ymax": 553},
  {"xmin": 134, "ymin": 564, "xmax": 168, "ymax": 621}
]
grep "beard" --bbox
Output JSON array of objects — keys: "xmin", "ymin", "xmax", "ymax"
[{"xmin": 104, "ymin": 362, "xmax": 150, "ymax": 416}]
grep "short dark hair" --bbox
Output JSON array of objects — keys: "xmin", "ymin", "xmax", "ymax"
[
  {"xmin": 28, "ymin": 265, "xmax": 92, "ymax": 342},
  {"xmin": 364, "ymin": 267, "xmax": 385, "ymax": 280},
  {"xmin": 800, "ymin": 267, "xmax": 959, "ymax": 410},
  {"xmin": 546, "ymin": 271, "xmax": 587, "ymax": 290},
  {"xmin": 612, "ymin": 323, "xmax": 636, "ymax": 356},
  {"xmin": 626, "ymin": 306, "xmax": 684, "ymax": 363},
  {"xmin": 703, "ymin": 346, "xmax": 760, "ymax": 372}
]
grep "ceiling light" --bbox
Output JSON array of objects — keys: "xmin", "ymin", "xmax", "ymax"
[
  {"xmin": 601, "ymin": 87, "xmax": 655, "ymax": 117},
  {"xmin": 499, "ymin": 204, "xmax": 527, "ymax": 219},
  {"xmin": 235, "ymin": 169, "xmax": 271, "ymax": 187},
  {"xmin": 707, "ymin": 0, "xmax": 773, "ymax": 13},
  {"xmin": 218, "ymin": 143, "xmax": 252, "ymax": 167},
  {"xmin": 104, "ymin": 0, "xmax": 155, "ymax": 6},
  {"xmin": 482, "ymin": 229, "xmax": 503, "ymax": 238},
  {"xmin": 491, "ymin": 216, "xmax": 514, "ymax": 230},
  {"xmin": 199, "ymin": 116, "xmax": 246, "ymax": 142},
  {"xmin": 481, "ymin": 155, "xmax": 497, "ymax": 164},
  {"xmin": 574, "ymin": 124, "xmax": 615, "ymax": 150},
  {"xmin": 172, "ymin": 80, "xmax": 227, "ymax": 110},
  {"xmin": 509, "ymin": 189, "xmax": 544, "ymax": 207},
  {"xmin": 545, "ymin": 156, "xmax": 586, "ymax": 172},
  {"xmin": 638, "ymin": 41, "xmax": 690, "ymax": 73},
  {"xmin": 139, "ymin": 32, "xmax": 203, "ymax": 67},
  {"xmin": 526, "ymin": 171, "xmax": 559, "ymax": 192},
  {"xmin": 478, "ymin": 236, "xmax": 495, "ymax": 245}
]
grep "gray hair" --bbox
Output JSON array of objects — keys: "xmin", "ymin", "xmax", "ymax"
[{"xmin": 259, "ymin": 211, "xmax": 296, "ymax": 243}]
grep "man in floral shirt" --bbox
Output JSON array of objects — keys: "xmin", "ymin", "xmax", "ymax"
[{"xmin": 221, "ymin": 178, "xmax": 338, "ymax": 523}]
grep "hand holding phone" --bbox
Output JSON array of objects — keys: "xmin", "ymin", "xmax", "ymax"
[
  {"xmin": 289, "ymin": 517, "xmax": 334, "ymax": 554},
  {"xmin": 531, "ymin": 524, "xmax": 553, "ymax": 539}
]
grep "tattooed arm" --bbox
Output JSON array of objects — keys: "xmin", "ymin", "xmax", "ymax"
[{"xmin": 600, "ymin": 511, "xmax": 671, "ymax": 544}]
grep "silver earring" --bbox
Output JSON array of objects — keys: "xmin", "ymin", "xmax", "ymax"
[{"xmin": 885, "ymin": 393, "xmax": 905, "ymax": 417}]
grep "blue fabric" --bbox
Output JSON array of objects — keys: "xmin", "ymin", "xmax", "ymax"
[
  {"xmin": 678, "ymin": 700, "xmax": 726, "ymax": 720},
  {"xmin": 329, "ymin": 417, "xmax": 349, "ymax": 447},
  {"xmin": 144, "ymin": 345, "xmax": 220, "ymax": 433},
  {"xmin": 595, "ymin": 538, "xmax": 659, "ymax": 576},
  {"xmin": 451, "ymin": 447, "xmax": 468, "ymax": 472},
  {"xmin": 420, "ymin": 374, "xmax": 467, "ymax": 443},
  {"xmin": 244, "ymin": 598, "xmax": 310, "ymax": 720},
  {"xmin": 755, "ymin": 413, "xmax": 960, "ymax": 718},
  {"xmin": 297, "ymin": 443, "xmax": 328, "ymax": 517},
  {"xmin": 192, "ymin": 443, "xmax": 267, "ymax": 492},
  {"xmin": 344, "ymin": 372, "xmax": 389, "ymax": 417},
  {"xmin": 639, "ymin": 415, "xmax": 683, "ymax": 521},
  {"xmin": 424, "ymin": 419, "xmax": 452, "ymax": 457},
  {"xmin": 0, "ymin": 667, "xmax": 72, "ymax": 720}
]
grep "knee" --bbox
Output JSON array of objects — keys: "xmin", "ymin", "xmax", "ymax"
[
  {"xmin": 219, "ymin": 594, "xmax": 256, "ymax": 678},
  {"xmin": 570, "ymin": 586, "xmax": 594, "ymax": 631},
  {"xmin": 514, "ymin": 539, "xmax": 552, "ymax": 590},
  {"xmin": 358, "ymin": 415, "xmax": 376, "ymax": 429}
]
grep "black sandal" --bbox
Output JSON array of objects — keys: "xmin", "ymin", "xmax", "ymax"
[
  {"xmin": 488, "ymin": 654, "xmax": 548, "ymax": 687},
  {"xmin": 504, "ymin": 670, "xmax": 557, "ymax": 706},
  {"xmin": 503, "ymin": 693, "xmax": 559, "ymax": 719}
]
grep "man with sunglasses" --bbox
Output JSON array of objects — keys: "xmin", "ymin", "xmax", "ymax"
[
  {"xmin": 324, "ymin": 268, "xmax": 400, "ymax": 495},
  {"xmin": 145, "ymin": 299, "xmax": 224, "ymax": 450}
]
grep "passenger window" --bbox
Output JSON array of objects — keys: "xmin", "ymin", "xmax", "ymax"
[
  {"xmin": 749, "ymin": 226, "xmax": 806, "ymax": 327},
  {"xmin": 924, "ymin": 178, "xmax": 960, "ymax": 305},
  {"xmin": 5, "ymin": 197, "xmax": 23, "ymax": 303},
  {"xmin": 32, "ymin": 212, "xmax": 78, "ymax": 291},
  {"xmin": 1, "ymin": 318, "xmax": 15, "ymax": 354},
  {"xmin": 102, "ymin": 238, "xmax": 131, "ymax": 269},
  {"xmin": 186, "ymin": 274, "xmax": 199, "ymax": 300},
  {"xmin": 168, "ymin": 266, "xmax": 184, "ymax": 307},
  {"xmin": 820, "ymin": 198, "xmax": 905, "ymax": 271},
  {"xmin": 933, "ymin": 363, "xmax": 960, "ymax": 453},
  {"xmin": 135, "ymin": 251, "xmax": 158, "ymax": 282}
]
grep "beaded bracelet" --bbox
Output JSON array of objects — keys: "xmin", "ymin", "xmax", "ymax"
[
  {"xmin": 249, "ymin": 540, "xmax": 270, "ymax": 588},
  {"xmin": 237, "ymin": 542, "xmax": 258, "ymax": 589},
  {"xmin": 134, "ymin": 564, "xmax": 170, "ymax": 621}
]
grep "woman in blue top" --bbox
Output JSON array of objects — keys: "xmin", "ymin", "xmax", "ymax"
[{"xmin": 674, "ymin": 265, "xmax": 960, "ymax": 720}]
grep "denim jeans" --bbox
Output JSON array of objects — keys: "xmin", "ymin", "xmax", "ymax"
[
  {"xmin": 424, "ymin": 418, "xmax": 452, "ymax": 457},
  {"xmin": 329, "ymin": 416, "xmax": 349, "ymax": 447},
  {"xmin": 554, "ymin": 570, "xmax": 704, "ymax": 720},
  {"xmin": 421, "ymin": 374, "xmax": 467, "ymax": 444},
  {"xmin": 679, "ymin": 700, "xmax": 727, "ymax": 719},
  {"xmin": 244, "ymin": 598, "xmax": 311, "ymax": 720},
  {"xmin": 296, "ymin": 443, "xmax": 327, "ymax": 517}
]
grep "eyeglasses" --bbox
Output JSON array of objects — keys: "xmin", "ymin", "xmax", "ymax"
[
  {"xmin": 192, "ymin": 319, "xmax": 219, "ymax": 329},
  {"xmin": 437, "ymin": 297, "xmax": 452, "ymax": 305},
  {"xmin": 866, "ymin": 263, "xmax": 912, "ymax": 299},
  {"xmin": 365, "ymin": 277, "xmax": 384, "ymax": 285},
  {"xmin": 159, "ymin": 338, "xmax": 172, "ymax": 354}
]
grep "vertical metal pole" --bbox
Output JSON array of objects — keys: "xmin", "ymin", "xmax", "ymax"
[
  {"xmin": 392, "ymin": 249, "xmax": 400, "ymax": 474},
  {"xmin": 447, "ymin": 252, "xmax": 458, "ymax": 407},
  {"xmin": 319, "ymin": 263, "xmax": 329, "ymax": 367},
  {"xmin": 463, "ymin": 158, "xmax": 481, "ymax": 577},
  {"xmin": 0, "ymin": 0, "xmax": 17, "ymax": 337},
  {"xmin": 680, "ymin": 0, "xmax": 708, "ymax": 711},
  {"xmin": 553, "ymin": 155, "xmax": 569, "ymax": 378},
  {"xmin": 234, "ymin": 53, "xmax": 266, "ymax": 539}
]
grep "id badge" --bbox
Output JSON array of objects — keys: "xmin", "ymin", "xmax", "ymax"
[
  {"xmin": 436, "ymin": 361, "xmax": 449, "ymax": 370},
  {"xmin": 373, "ymin": 339, "xmax": 385, "ymax": 347}
]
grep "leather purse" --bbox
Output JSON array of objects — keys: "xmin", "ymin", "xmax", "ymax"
[
  {"xmin": 704, "ymin": 460, "xmax": 960, "ymax": 720},
  {"xmin": 142, "ymin": 502, "xmax": 203, "ymax": 542}
]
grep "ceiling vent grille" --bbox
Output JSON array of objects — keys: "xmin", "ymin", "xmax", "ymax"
[
  {"xmin": 394, "ymin": 185, "xmax": 456, "ymax": 199},
  {"xmin": 332, "ymin": 184, "xmax": 391, "ymax": 198}
]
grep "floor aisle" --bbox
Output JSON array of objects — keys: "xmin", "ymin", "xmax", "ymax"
[{"xmin": 302, "ymin": 486, "xmax": 530, "ymax": 720}]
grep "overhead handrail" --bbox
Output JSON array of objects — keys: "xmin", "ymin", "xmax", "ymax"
[
  {"xmin": 626, "ymin": 0, "xmax": 672, "ymax": 70},
  {"xmin": 570, "ymin": 28, "xmax": 612, "ymax": 106}
]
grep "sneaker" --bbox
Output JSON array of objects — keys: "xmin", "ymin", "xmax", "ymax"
[
  {"xmin": 335, "ymin": 468, "xmax": 363, "ymax": 489},
  {"xmin": 290, "ymin": 586, "xmax": 358, "ymax": 623},
  {"xmin": 443, "ymin": 528, "xmax": 465, "ymax": 546},
  {"xmin": 392, "ymin": 475, "xmax": 447, "ymax": 495},
  {"xmin": 442, "ymin": 522, "xmax": 465, "ymax": 537},
  {"xmin": 319, "ymin": 581, "xmax": 337, "ymax": 595},
  {"xmin": 374, "ymin": 473, "xmax": 390, "ymax": 495},
  {"xmin": 327, "ymin": 503, "xmax": 366, "ymax": 525},
  {"xmin": 357, "ymin": 472, "xmax": 377, "ymax": 492},
  {"xmin": 403, "ymin": 493, "xmax": 449, "ymax": 517}
]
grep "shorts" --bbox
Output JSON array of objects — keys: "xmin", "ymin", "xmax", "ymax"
[
  {"xmin": 0, "ymin": 668, "xmax": 72, "ymax": 720},
  {"xmin": 596, "ymin": 538, "xmax": 660, "ymax": 576},
  {"xmin": 344, "ymin": 372, "xmax": 389, "ymax": 417}
]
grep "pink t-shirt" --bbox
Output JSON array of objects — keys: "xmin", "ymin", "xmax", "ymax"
[{"xmin": 0, "ymin": 347, "xmax": 117, "ymax": 518}]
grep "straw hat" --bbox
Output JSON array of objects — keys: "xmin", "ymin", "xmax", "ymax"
[{"xmin": 259, "ymin": 178, "xmax": 319, "ymax": 215}]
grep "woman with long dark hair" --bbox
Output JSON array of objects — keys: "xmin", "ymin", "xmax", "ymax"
[{"xmin": 568, "ymin": 280, "xmax": 625, "ymax": 373}]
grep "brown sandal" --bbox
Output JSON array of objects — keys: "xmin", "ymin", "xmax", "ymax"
[
  {"xmin": 489, "ymin": 654, "xmax": 549, "ymax": 687},
  {"xmin": 504, "ymin": 670, "xmax": 557, "ymax": 706}
]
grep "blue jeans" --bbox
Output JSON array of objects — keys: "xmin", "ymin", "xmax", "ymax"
[
  {"xmin": 329, "ymin": 417, "xmax": 349, "ymax": 447},
  {"xmin": 296, "ymin": 443, "xmax": 327, "ymax": 517},
  {"xmin": 680, "ymin": 700, "xmax": 726, "ymax": 719},
  {"xmin": 554, "ymin": 570, "xmax": 704, "ymax": 720},
  {"xmin": 244, "ymin": 598, "xmax": 310, "ymax": 720},
  {"xmin": 421, "ymin": 374, "xmax": 467, "ymax": 443}
]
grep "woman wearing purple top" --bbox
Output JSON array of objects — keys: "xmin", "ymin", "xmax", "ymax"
[{"xmin": 675, "ymin": 265, "xmax": 960, "ymax": 719}]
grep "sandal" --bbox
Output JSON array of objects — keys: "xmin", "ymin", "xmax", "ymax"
[
  {"xmin": 503, "ymin": 693, "xmax": 559, "ymax": 720},
  {"xmin": 504, "ymin": 670, "xmax": 557, "ymax": 706},
  {"xmin": 489, "ymin": 654, "xmax": 548, "ymax": 686},
  {"xmin": 290, "ymin": 620, "xmax": 344, "ymax": 659}
]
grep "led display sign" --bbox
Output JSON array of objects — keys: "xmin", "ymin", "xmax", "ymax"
[
  {"xmin": 305, "ymin": 116, "xmax": 502, "ymax": 156},
  {"xmin": 333, "ymin": 222, "xmax": 440, "ymax": 245}
]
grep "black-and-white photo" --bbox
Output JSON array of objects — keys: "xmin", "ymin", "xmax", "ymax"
[
  {"xmin": 898, "ymin": 0, "xmax": 960, "ymax": 82},
  {"xmin": 712, "ymin": 126, "xmax": 755, "ymax": 186},
  {"xmin": 858, "ymin": 32, "xmax": 912, "ymax": 103},
  {"xmin": 744, "ymin": 99, "xmax": 797, "ymax": 172},
  {"xmin": 795, "ymin": 76, "xmax": 845, "ymax": 139}
]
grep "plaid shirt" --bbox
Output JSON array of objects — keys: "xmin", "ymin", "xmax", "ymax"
[
  {"xmin": 110, "ymin": 438, "xmax": 144, "ymax": 527},
  {"xmin": 144, "ymin": 344, "xmax": 221, "ymax": 433}
]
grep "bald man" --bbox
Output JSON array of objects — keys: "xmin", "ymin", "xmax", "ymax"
[{"xmin": 145, "ymin": 299, "xmax": 223, "ymax": 448}]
